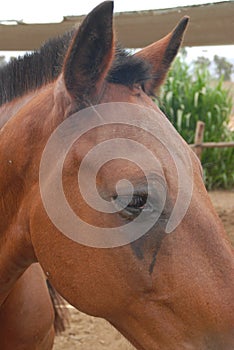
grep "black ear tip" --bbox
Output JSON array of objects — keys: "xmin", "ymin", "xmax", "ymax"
[
  {"xmin": 182, "ymin": 16, "xmax": 190, "ymax": 24},
  {"xmin": 81, "ymin": 1, "xmax": 114, "ymax": 31},
  {"xmin": 106, "ymin": 1, "xmax": 114, "ymax": 10},
  {"xmin": 179, "ymin": 16, "xmax": 190, "ymax": 30},
  {"xmin": 173, "ymin": 16, "xmax": 190, "ymax": 38},
  {"xmin": 94, "ymin": 1, "xmax": 114, "ymax": 14}
]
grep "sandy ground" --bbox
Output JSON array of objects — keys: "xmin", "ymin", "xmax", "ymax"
[{"xmin": 54, "ymin": 190, "xmax": 234, "ymax": 350}]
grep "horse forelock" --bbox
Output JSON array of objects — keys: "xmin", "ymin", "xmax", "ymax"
[{"xmin": 0, "ymin": 31, "xmax": 151, "ymax": 107}]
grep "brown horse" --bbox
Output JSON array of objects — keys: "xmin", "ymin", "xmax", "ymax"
[{"xmin": 0, "ymin": 2, "xmax": 233, "ymax": 349}]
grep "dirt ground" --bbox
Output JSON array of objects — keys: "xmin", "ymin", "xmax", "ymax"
[{"xmin": 54, "ymin": 190, "xmax": 234, "ymax": 350}]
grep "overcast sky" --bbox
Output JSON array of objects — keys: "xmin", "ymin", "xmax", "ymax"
[{"xmin": 0, "ymin": 0, "xmax": 228, "ymax": 23}]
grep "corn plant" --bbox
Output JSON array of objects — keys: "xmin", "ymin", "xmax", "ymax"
[{"xmin": 158, "ymin": 56, "xmax": 234, "ymax": 189}]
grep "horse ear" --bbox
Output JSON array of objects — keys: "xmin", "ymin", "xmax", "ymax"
[
  {"xmin": 63, "ymin": 1, "xmax": 114, "ymax": 103},
  {"xmin": 135, "ymin": 17, "xmax": 189, "ymax": 94}
]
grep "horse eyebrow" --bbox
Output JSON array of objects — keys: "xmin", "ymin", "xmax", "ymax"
[{"xmin": 0, "ymin": 33, "xmax": 152, "ymax": 107}]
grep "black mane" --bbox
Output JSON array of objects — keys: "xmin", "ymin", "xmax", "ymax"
[{"xmin": 0, "ymin": 30, "xmax": 151, "ymax": 107}]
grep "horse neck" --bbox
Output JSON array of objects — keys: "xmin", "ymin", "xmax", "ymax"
[
  {"xmin": 0, "ymin": 95, "xmax": 37, "ymax": 302},
  {"xmin": 0, "ymin": 82, "xmax": 69, "ymax": 301},
  {"xmin": 0, "ymin": 82, "xmax": 68, "ymax": 232},
  {"xmin": 0, "ymin": 92, "xmax": 37, "ymax": 130}
]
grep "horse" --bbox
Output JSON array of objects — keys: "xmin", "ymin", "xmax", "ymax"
[{"xmin": 0, "ymin": 1, "xmax": 233, "ymax": 349}]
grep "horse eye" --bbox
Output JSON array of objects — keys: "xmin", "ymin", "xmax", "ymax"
[
  {"xmin": 113, "ymin": 193, "xmax": 148, "ymax": 218},
  {"xmin": 127, "ymin": 194, "xmax": 147, "ymax": 210}
]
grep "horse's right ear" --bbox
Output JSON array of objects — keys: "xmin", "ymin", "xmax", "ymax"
[{"xmin": 63, "ymin": 1, "xmax": 114, "ymax": 103}]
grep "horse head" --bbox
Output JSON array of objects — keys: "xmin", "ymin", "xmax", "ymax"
[{"xmin": 0, "ymin": 2, "xmax": 233, "ymax": 349}]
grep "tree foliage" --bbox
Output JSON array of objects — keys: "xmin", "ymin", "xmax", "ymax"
[
  {"xmin": 214, "ymin": 55, "xmax": 233, "ymax": 81},
  {"xmin": 194, "ymin": 56, "xmax": 211, "ymax": 69}
]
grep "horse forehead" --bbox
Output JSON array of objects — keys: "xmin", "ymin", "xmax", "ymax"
[
  {"xmin": 69, "ymin": 101, "xmax": 193, "ymax": 185},
  {"xmin": 99, "ymin": 84, "xmax": 182, "ymax": 142},
  {"xmin": 79, "ymin": 100, "xmax": 186, "ymax": 155}
]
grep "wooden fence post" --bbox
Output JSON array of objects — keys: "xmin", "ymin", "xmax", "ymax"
[{"xmin": 194, "ymin": 121, "xmax": 205, "ymax": 160}]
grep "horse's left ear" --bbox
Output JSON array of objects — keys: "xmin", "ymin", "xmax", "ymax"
[
  {"xmin": 63, "ymin": 1, "xmax": 114, "ymax": 103},
  {"xmin": 135, "ymin": 17, "xmax": 189, "ymax": 94}
]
